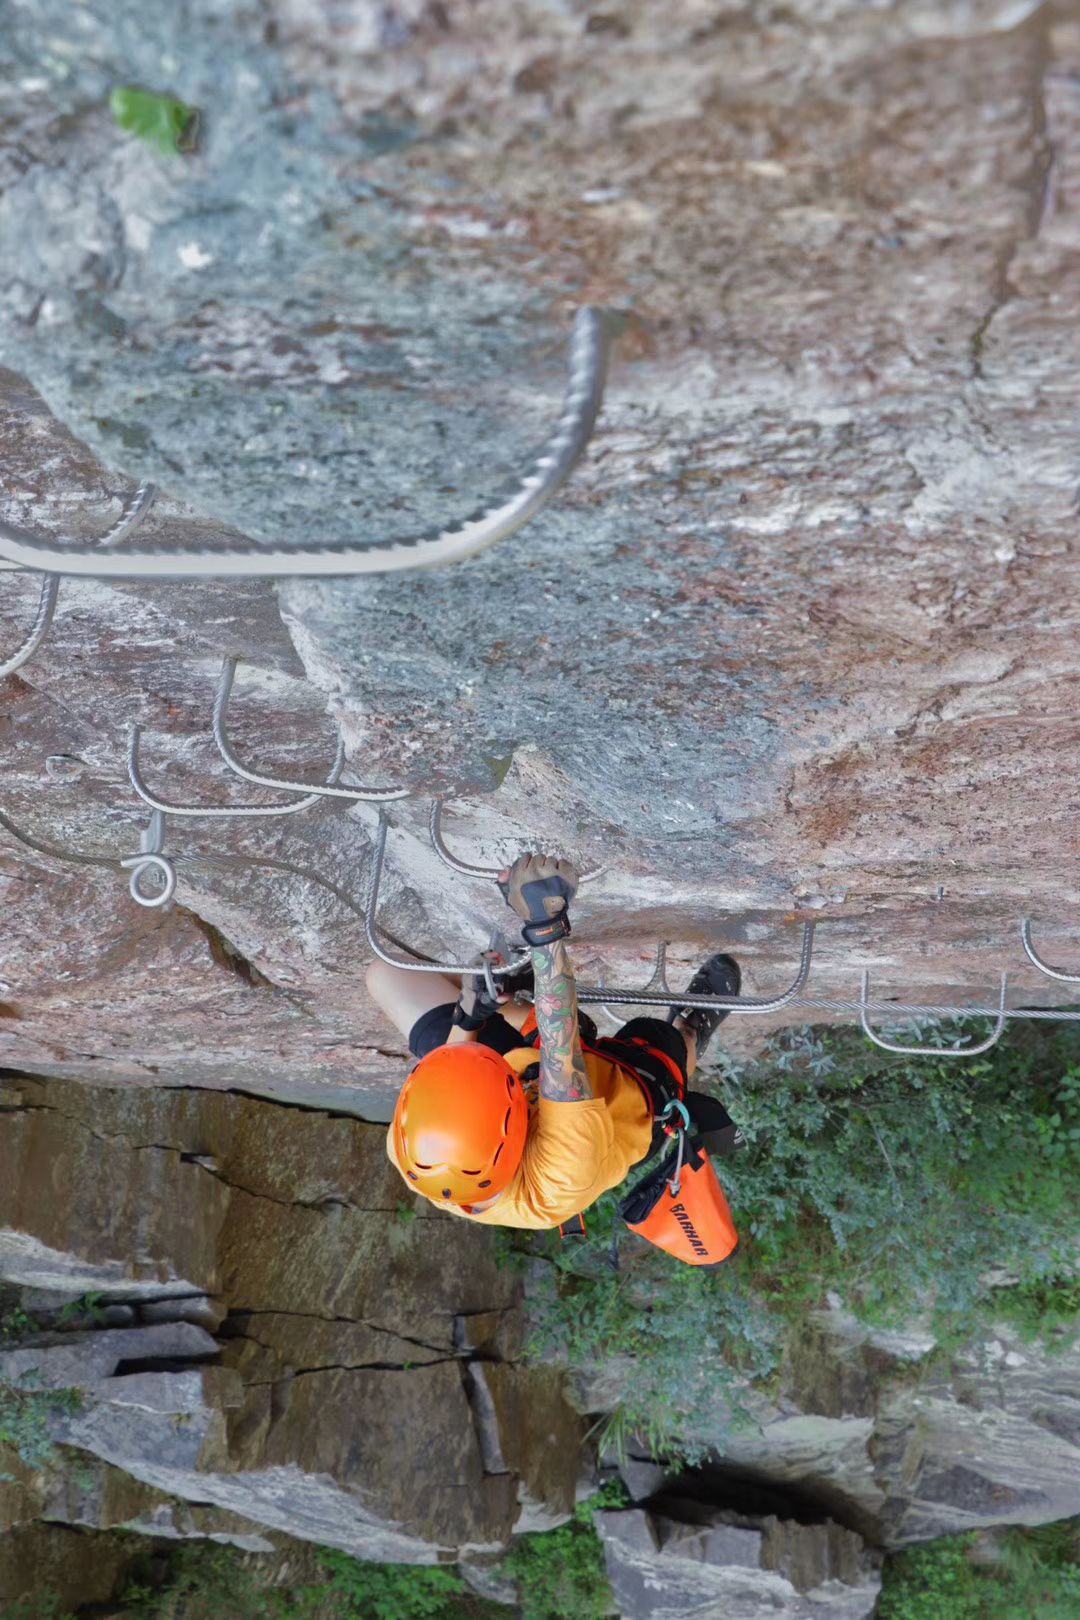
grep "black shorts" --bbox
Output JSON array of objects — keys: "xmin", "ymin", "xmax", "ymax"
[{"xmin": 407, "ymin": 1005, "xmax": 689, "ymax": 1098}]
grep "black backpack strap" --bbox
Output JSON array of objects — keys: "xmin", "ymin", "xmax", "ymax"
[{"xmin": 558, "ymin": 1213, "xmax": 587, "ymax": 1239}]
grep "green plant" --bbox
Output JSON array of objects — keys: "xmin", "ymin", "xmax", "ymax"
[
  {"xmin": 500, "ymin": 1482, "xmax": 624, "ymax": 1620},
  {"xmin": 0, "ymin": 1595, "xmax": 70, "ymax": 1620},
  {"xmin": 995, "ymin": 1271, "xmax": 1080, "ymax": 1345},
  {"xmin": 879, "ymin": 1521, "xmax": 1080, "ymax": 1618},
  {"xmin": 0, "ymin": 1377, "xmax": 83, "ymax": 1471},
  {"xmin": 720, "ymin": 1025, "xmax": 1080, "ymax": 1346},
  {"xmin": 123, "ymin": 1543, "xmax": 281, "ymax": 1618},
  {"xmin": 0, "ymin": 1305, "xmax": 36, "ymax": 1343},
  {"xmin": 300, "ymin": 1551, "xmax": 483, "ymax": 1620},
  {"xmin": 122, "ymin": 1541, "xmax": 500, "ymax": 1620},
  {"xmin": 57, "ymin": 1291, "xmax": 106, "ymax": 1329},
  {"xmin": 517, "ymin": 1022, "xmax": 1080, "ymax": 1460},
  {"xmin": 110, "ymin": 87, "xmax": 198, "ymax": 156}
]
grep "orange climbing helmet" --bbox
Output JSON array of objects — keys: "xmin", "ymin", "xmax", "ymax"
[{"xmin": 391, "ymin": 1043, "xmax": 530, "ymax": 1205}]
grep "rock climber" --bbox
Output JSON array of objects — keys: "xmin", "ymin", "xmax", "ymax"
[{"xmin": 368, "ymin": 852, "xmax": 743, "ymax": 1237}]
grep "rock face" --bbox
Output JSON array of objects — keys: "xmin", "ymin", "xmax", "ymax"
[
  {"xmin": 0, "ymin": 1075, "xmax": 583, "ymax": 1562},
  {"xmin": 0, "ymin": 1522, "xmax": 134, "ymax": 1613},
  {"xmin": 595, "ymin": 1503, "xmax": 880, "ymax": 1620},
  {"xmin": 5, "ymin": 0, "xmax": 1080, "ymax": 1109},
  {"xmin": 598, "ymin": 1304, "xmax": 1080, "ymax": 1551},
  {"xmin": 4, "ymin": 0, "xmax": 1080, "ymax": 1598}
]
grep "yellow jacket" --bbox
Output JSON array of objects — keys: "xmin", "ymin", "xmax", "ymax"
[{"xmin": 386, "ymin": 1045, "xmax": 652, "ymax": 1229}]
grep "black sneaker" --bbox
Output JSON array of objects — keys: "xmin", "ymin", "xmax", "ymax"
[{"xmin": 666, "ymin": 953, "xmax": 741, "ymax": 1058}]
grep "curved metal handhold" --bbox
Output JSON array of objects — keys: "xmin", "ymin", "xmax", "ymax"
[
  {"xmin": 122, "ymin": 851, "xmax": 177, "ymax": 907},
  {"xmin": 0, "ymin": 483, "xmax": 157, "ymax": 577},
  {"xmin": 0, "ymin": 805, "xmax": 176, "ymax": 908},
  {"xmin": 365, "ymin": 814, "xmax": 530, "ymax": 977},
  {"xmin": 0, "ymin": 576, "xmax": 59, "ymax": 679},
  {"xmin": 642, "ymin": 940, "xmax": 672, "ymax": 996},
  {"xmin": 858, "ymin": 969, "xmax": 1009, "ymax": 1057},
  {"xmin": 577, "ymin": 923, "xmax": 816, "ymax": 1016},
  {"xmin": 1020, "ymin": 919, "xmax": 1080, "ymax": 984},
  {"xmin": 213, "ymin": 657, "xmax": 410, "ymax": 803},
  {"xmin": 0, "ymin": 310, "xmax": 610, "ymax": 578},
  {"xmin": 593, "ymin": 940, "xmax": 672, "ymax": 1024},
  {"xmin": 128, "ymin": 723, "xmax": 346, "ymax": 818},
  {"xmin": 430, "ymin": 798, "xmax": 605, "ymax": 884},
  {"xmin": 118, "ymin": 810, "xmax": 177, "ymax": 908},
  {"xmin": 92, "ymin": 482, "xmax": 157, "ymax": 547}
]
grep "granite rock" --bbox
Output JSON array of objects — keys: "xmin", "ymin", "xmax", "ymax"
[{"xmin": 594, "ymin": 1503, "xmax": 880, "ymax": 1620}]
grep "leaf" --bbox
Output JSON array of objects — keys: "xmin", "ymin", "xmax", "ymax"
[{"xmin": 110, "ymin": 86, "xmax": 198, "ymax": 157}]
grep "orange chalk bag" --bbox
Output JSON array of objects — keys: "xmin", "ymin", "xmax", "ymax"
[{"xmin": 618, "ymin": 1101, "xmax": 739, "ymax": 1268}]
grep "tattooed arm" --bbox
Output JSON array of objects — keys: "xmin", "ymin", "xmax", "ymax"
[
  {"xmin": 530, "ymin": 938, "xmax": 592, "ymax": 1102},
  {"xmin": 500, "ymin": 851, "xmax": 588, "ymax": 1102}
]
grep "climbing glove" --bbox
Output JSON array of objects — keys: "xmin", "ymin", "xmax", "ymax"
[
  {"xmin": 498, "ymin": 852, "xmax": 579, "ymax": 948},
  {"xmin": 452, "ymin": 968, "xmax": 505, "ymax": 1031}
]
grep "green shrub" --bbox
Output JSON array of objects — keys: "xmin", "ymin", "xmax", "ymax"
[
  {"xmin": 879, "ymin": 1521, "xmax": 1080, "ymax": 1618},
  {"xmin": 516, "ymin": 1022, "xmax": 1080, "ymax": 1459},
  {"xmin": 721, "ymin": 1023, "xmax": 1080, "ymax": 1345},
  {"xmin": 123, "ymin": 1543, "xmax": 282, "ymax": 1618},
  {"xmin": 0, "ymin": 1596, "xmax": 70, "ymax": 1620},
  {"xmin": 0, "ymin": 1378, "xmax": 82, "ymax": 1472},
  {"xmin": 500, "ymin": 1481, "xmax": 624, "ymax": 1620},
  {"xmin": 298, "ymin": 1550, "xmax": 488, "ymax": 1620}
]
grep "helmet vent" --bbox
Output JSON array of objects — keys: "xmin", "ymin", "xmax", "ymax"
[
  {"xmin": 442, "ymin": 1188, "xmax": 452, "ymax": 1200},
  {"xmin": 503, "ymin": 1106, "xmax": 512, "ymax": 1136},
  {"xmin": 478, "ymin": 1179, "xmax": 492, "ymax": 1189},
  {"xmin": 506, "ymin": 1075, "xmax": 516, "ymax": 1098}
]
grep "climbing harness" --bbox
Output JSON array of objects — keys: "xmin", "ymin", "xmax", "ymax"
[
  {"xmin": 0, "ymin": 310, "xmax": 609, "ymax": 579},
  {"xmin": 619, "ymin": 1103, "xmax": 739, "ymax": 1268}
]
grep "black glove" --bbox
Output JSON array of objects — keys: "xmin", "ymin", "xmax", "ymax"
[
  {"xmin": 451, "ymin": 969, "xmax": 505, "ymax": 1030},
  {"xmin": 498, "ymin": 852, "xmax": 579, "ymax": 948}
]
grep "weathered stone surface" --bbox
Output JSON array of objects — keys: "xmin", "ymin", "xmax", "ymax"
[
  {"xmin": 4, "ymin": 0, "xmax": 1080, "ymax": 1107},
  {"xmin": 0, "ymin": 1321, "xmax": 217, "ymax": 1388},
  {"xmin": 0, "ymin": 1075, "xmax": 230, "ymax": 1295},
  {"xmin": 472, "ymin": 1363, "xmax": 584, "ymax": 1531},
  {"xmin": 0, "ymin": 1520, "xmax": 132, "ymax": 1609},
  {"xmin": 701, "ymin": 1308, "xmax": 1080, "ymax": 1548},
  {"xmin": 5, "ymin": 0, "xmax": 1080, "ymax": 1576},
  {"xmin": 41, "ymin": 1455, "xmax": 276, "ymax": 1553},
  {"xmin": 0, "ymin": 1076, "xmax": 583, "ymax": 1559},
  {"xmin": 595, "ymin": 1504, "xmax": 880, "ymax": 1620}
]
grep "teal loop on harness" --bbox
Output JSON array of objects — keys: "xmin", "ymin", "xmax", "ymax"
[{"xmin": 658, "ymin": 1098, "xmax": 690, "ymax": 1134}]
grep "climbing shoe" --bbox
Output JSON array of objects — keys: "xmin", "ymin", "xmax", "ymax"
[{"xmin": 666, "ymin": 952, "xmax": 741, "ymax": 1058}]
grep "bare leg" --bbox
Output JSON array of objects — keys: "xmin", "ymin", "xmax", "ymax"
[
  {"xmin": 365, "ymin": 961, "xmax": 461, "ymax": 1042},
  {"xmin": 365, "ymin": 960, "xmax": 534, "ymax": 1042}
]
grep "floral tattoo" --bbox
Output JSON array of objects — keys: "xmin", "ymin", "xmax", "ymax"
[{"xmin": 531, "ymin": 940, "xmax": 591, "ymax": 1102}]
